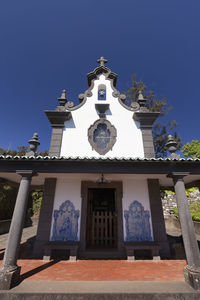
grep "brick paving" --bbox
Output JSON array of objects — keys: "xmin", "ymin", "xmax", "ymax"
[
  {"xmin": 0, "ymin": 219, "xmax": 187, "ymax": 283},
  {"xmin": 0, "ymin": 259, "xmax": 186, "ymax": 282}
]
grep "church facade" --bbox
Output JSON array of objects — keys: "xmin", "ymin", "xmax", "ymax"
[
  {"xmin": 1, "ymin": 57, "xmax": 200, "ymax": 290},
  {"xmin": 34, "ymin": 57, "xmax": 169, "ymax": 259}
]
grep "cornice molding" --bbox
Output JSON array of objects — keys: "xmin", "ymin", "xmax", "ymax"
[
  {"xmin": 133, "ymin": 111, "xmax": 160, "ymax": 127},
  {"xmin": 45, "ymin": 110, "xmax": 72, "ymax": 127}
]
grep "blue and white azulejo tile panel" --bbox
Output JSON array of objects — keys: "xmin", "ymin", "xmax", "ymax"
[
  {"xmin": 51, "ymin": 200, "xmax": 80, "ymax": 241},
  {"xmin": 124, "ymin": 200, "xmax": 152, "ymax": 242}
]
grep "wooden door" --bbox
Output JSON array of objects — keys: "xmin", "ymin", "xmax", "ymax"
[{"xmin": 86, "ymin": 188, "xmax": 117, "ymax": 248}]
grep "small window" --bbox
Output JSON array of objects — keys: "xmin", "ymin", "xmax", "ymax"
[
  {"xmin": 88, "ymin": 119, "xmax": 117, "ymax": 155},
  {"xmin": 98, "ymin": 84, "xmax": 106, "ymax": 100},
  {"xmin": 93, "ymin": 123, "xmax": 111, "ymax": 150}
]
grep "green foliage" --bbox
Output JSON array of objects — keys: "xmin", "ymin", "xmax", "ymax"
[
  {"xmin": 190, "ymin": 201, "xmax": 200, "ymax": 214},
  {"xmin": 0, "ymin": 183, "xmax": 17, "ymax": 220},
  {"xmin": 0, "ymin": 145, "xmax": 49, "ymax": 156},
  {"xmin": 182, "ymin": 140, "xmax": 200, "ymax": 159},
  {"xmin": 124, "ymin": 75, "xmax": 182, "ymax": 157},
  {"xmin": 125, "ymin": 75, "xmax": 171, "ymax": 114},
  {"xmin": 0, "ymin": 143, "xmax": 47, "ymax": 220},
  {"xmin": 0, "ymin": 178, "xmax": 43, "ymax": 220},
  {"xmin": 185, "ymin": 187, "xmax": 198, "ymax": 196},
  {"xmin": 31, "ymin": 189, "xmax": 43, "ymax": 216},
  {"xmin": 160, "ymin": 189, "xmax": 174, "ymax": 198},
  {"xmin": 163, "ymin": 187, "xmax": 198, "ymax": 198},
  {"xmin": 37, "ymin": 150, "xmax": 49, "ymax": 156},
  {"xmin": 191, "ymin": 214, "xmax": 200, "ymax": 222},
  {"xmin": 16, "ymin": 146, "xmax": 28, "ymax": 156},
  {"xmin": 0, "ymin": 148, "xmax": 17, "ymax": 156},
  {"xmin": 153, "ymin": 122, "xmax": 182, "ymax": 158},
  {"xmin": 163, "ymin": 189, "xmax": 175, "ymax": 195},
  {"xmin": 173, "ymin": 201, "xmax": 200, "ymax": 222},
  {"xmin": 173, "ymin": 206, "xmax": 178, "ymax": 218},
  {"xmin": 0, "ymin": 145, "xmax": 27, "ymax": 156}
]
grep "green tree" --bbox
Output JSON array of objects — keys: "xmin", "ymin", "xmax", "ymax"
[
  {"xmin": 0, "ymin": 181, "xmax": 18, "ymax": 220},
  {"xmin": 0, "ymin": 145, "xmax": 48, "ymax": 156},
  {"xmin": 37, "ymin": 150, "xmax": 49, "ymax": 156},
  {"xmin": 16, "ymin": 146, "xmax": 28, "ymax": 156},
  {"xmin": 182, "ymin": 140, "xmax": 200, "ymax": 158},
  {"xmin": 0, "ymin": 145, "xmax": 47, "ymax": 220},
  {"xmin": 125, "ymin": 75, "xmax": 182, "ymax": 157}
]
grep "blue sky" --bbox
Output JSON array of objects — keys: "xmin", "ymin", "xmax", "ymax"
[{"xmin": 0, "ymin": 0, "xmax": 200, "ymax": 152}]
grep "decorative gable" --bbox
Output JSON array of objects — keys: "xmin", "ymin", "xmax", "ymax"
[{"xmin": 46, "ymin": 57, "xmax": 160, "ymax": 159}]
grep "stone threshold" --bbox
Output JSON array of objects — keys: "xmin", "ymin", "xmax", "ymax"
[{"xmin": 2, "ymin": 280, "xmax": 196, "ymax": 293}]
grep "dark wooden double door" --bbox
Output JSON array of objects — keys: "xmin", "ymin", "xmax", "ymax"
[{"xmin": 86, "ymin": 188, "xmax": 117, "ymax": 249}]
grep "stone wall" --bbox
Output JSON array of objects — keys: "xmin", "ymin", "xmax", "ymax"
[
  {"xmin": 162, "ymin": 188, "xmax": 200, "ymax": 217},
  {"xmin": 0, "ymin": 219, "xmax": 11, "ymax": 234}
]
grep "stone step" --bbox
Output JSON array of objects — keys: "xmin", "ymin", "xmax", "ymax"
[{"xmin": 0, "ymin": 281, "xmax": 199, "ymax": 300}]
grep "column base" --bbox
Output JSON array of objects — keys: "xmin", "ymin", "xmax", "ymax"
[
  {"xmin": 184, "ymin": 265, "xmax": 200, "ymax": 291},
  {"xmin": 0, "ymin": 266, "xmax": 21, "ymax": 290}
]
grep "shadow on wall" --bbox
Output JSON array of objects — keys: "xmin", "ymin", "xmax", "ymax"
[{"xmin": 65, "ymin": 118, "xmax": 76, "ymax": 128}]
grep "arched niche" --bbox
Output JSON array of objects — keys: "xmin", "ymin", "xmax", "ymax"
[{"xmin": 98, "ymin": 84, "xmax": 106, "ymax": 100}]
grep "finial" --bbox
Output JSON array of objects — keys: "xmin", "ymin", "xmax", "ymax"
[
  {"xmin": 26, "ymin": 133, "xmax": 40, "ymax": 156},
  {"xmin": 97, "ymin": 56, "xmax": 108, "ymax": 67},
  {"xmin": 60, "ymin": 89, "xmax": 66, "ymax": 99},
  {"xmin": 166, "ymin": 135, "xmax": 180, "ymax": 159},
  {"xmin": 58, "ymin": 89, "xmax": 67, "ymax": 106},
  {"xmin": 137, "ymin": 90, "xmax": 146, "ymax": 107}
]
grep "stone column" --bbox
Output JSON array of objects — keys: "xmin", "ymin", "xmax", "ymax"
[
  {"xmin": 45, "ymin": 110, "xmax": 71, "ymax": 157},
  {"xmin": 0, "ymin": 170, "xmax": 35, "ymax": 290},
  {"xmin": 133, "ymin": 111, "xmax": 160, "ymax": 158},
  {"xmin": 140, "ymin": 126, "xmax": 155, "ymax": 158},
  {"xmin": 172, "ymin": 172, "xmax": 200, "ymax": 291},
  {"xmin": 49, "ymin": 127, "xmax": 64, "ymax": 157}
]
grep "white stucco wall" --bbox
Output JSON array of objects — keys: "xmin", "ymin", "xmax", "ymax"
[
  {"xmin": 60, "ymin": 75, "xmax": 144, "ymax": 158},
  {"xmin": 49, "ymin": 174, "xmax": 153, "ymax": 242}
]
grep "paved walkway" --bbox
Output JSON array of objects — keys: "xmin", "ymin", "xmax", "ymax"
[
  {"xmin": 0, "ymin": 259, "xmax": 186, "ymax": 282},
  {"xmin": 0, "ymin": 219, "xmax": 38, "ymax": 251},
  {"xmin": 1, "ymin": 221, "xmax": 197, "ymax": 297},
  {"xmin": 0, "ymin": 218, "xmax": 187, "ymax": 283}
]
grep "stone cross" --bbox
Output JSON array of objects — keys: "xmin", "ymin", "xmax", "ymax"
[{"xmin": 97, "ymin": 56, "xmax": 108, "ymax": 67}]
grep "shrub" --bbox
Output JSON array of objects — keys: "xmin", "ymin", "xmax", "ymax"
[
  {"xmin": 0, "ymin": 179, "xmax": 43, "ymax": 220},
  {"xmin": 173, "ymin": 206, "xmax": 178, "ymax": 218},
  {"xmin": 0, "ymin": 184, "xmax": 17, "ymax": 220},
  {"xmin": 173, "ymin": 201, "xmax": 200, "ymax": 222},
  {"xmin": 190, "ymin": 201, "xmax": 200, "ymax": 213},
  {"xmin": 31, "ymin": 189, "xmax": 43, "ymax": 216}
]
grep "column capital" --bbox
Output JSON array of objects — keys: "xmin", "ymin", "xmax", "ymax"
[
  {"xmin": 167, "ymin": 172, "xmax": 189, "ymax": 180},
  {"xmin": 16, "ymin": 170, "xmax": 37, "ymax": 178}
]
